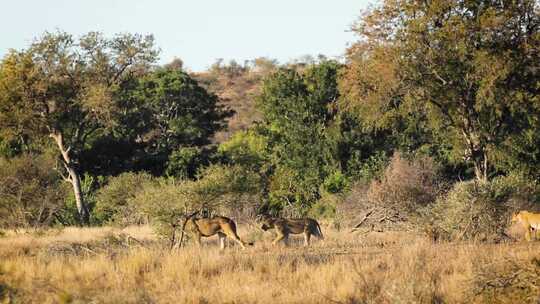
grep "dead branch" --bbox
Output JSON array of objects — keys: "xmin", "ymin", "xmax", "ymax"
[
  {"xmin": 350, "ymin": 209, "xmax": 375, "ymax": 232},
  {"xmin": 177, "ymin": 210, "xmax": 200, "ymax": 249}
]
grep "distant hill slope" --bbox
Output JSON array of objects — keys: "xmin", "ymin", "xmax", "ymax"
[{"xmin": 192, "ymin": 59, "xmax": 278, "ymax": 142}]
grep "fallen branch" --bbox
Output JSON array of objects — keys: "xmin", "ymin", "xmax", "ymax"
[
  {"xmin": 125, "ymin": 235, "xmax": 144, "ymax": 246},
  {"xmin": 350, "ymin": 209, "xmax": 374, "ymax": 232}
]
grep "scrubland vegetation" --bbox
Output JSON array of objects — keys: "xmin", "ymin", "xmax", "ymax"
[{"xmin": 0, "ymin": 0, "xmax": 539, "ymax": 302}]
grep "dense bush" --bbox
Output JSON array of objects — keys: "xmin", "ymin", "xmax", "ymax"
[
  {"xmin": 165, "ymin": 147, "xmax": 207, "ymax": 179},
  {"xmin": 425, "ymin": 174, "xmax": 539, "ymax": 241},
  {"xmin": 0, "ymin": 154, "xmax": 68, "ymax": 228},
  {"xmin": 93, "ymin": 172, "xmax": 155, "ymax": 226},
  {"xmin": 136, "ymin": 164, "xmax": 261, "ymax": 245}
]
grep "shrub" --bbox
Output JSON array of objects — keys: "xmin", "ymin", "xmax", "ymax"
[
  {"xmin": 338, "ymin": 153, "xmax": 444, "ymax": 232},
  {"xmin": 93, "ymin": 172, "xmax": 155, "ymax": 226},
  {"xmin": 165, "ymin": 147, "xmax": 207, "ymax": 179},
  {"xmin": 322, "ymin": 171, "xmax": 349, "ymax": 194},
  {"xmin": 138, "ymin": 164, "xmax": 261, "ymax": 246},
  {"xmin": 0, "ymin": 154, "xmax": 68, "ymax": 228},
  {"xmin": 59, "ymin": 173, "xmax": 102, "ymax": 226},
  {"xmin": 424, "ymin": 175, "xmax": 539, "ymax": 242},
  {"xmin": 218, "ymin": 129, "xmax": 268, "ymax": 170},
  {"xmin": 367, "ymin": 152, "xmax": 443, "ymax": 213},
  {"xmin": 471, "ymin": 255, "xmax": 540, "ymax": 302}
]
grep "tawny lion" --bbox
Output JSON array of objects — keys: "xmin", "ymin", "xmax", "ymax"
[
  {"xmin": 258, "ymin": 215, "xmax": 324, "ymax": 246},
  {"xmin": 184, "ymin": 215, "xmax": 252, "ymax": 250},
  {"xmin": 511, "ymin": 210, "xmax": 540, "ymax": 241}
]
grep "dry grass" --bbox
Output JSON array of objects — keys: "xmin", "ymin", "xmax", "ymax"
[{"xmin": 1, "ymin": 225, "xmax": 539, "ymax": 303}]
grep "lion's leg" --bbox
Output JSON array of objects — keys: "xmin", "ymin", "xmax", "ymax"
[
  {"xmin": 304, "ymin": 227, "xmax": 311, "ymax": 246},
  {"xmin": 191, "ymin": 232, "xmax": 202, "ymax": 247},
  {"xmin": 525, "ymin": 227, "xmax": 532, "ymax": 241},
  {"xmin": 272, "ymin": 231, "xmax": 286, "ymax": 245},
  {"xmin": 227, "ymin": 232, "xmax": 247, "ymax": 249},
  {"xmin": 218, "ymin": 232, "xmax": 227, "ymax": 250}
]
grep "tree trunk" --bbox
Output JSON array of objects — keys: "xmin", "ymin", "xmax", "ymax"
[
  {"xmin": 67, "ymin": 166, "xmax": 90, "ymax": 225},
  {"xmin": 462, "ymin": 129, "xmax": 489, "ymax": 182},
  {"xmin": 50, "ymin": 132, "xmax": 90, "ymax": 225},
  {"xmin": 472, "ymin": 151, "xmax": 489, "ymax": 183}
]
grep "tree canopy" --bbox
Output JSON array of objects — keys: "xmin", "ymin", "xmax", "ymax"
[{"xmin": 340, "ymin": 0, "xmax": 540, "ymax": 181}]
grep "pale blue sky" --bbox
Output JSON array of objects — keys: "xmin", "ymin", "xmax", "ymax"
[{"xmin": 0, "ymin": 0, "xmax": 371, "ymax": 71}]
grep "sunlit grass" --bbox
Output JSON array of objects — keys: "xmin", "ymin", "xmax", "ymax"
[{"xmin": 0, "ymin": 225, "xmax": 538, "ymax": 303}]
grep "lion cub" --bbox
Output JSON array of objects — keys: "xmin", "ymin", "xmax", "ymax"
[
  {"xmin": 511, "ymin": 210, "xmax": 540, "ymax": 241},
  {"xmin": 259, "ymin": 215, "xmax": 324, "ymax": 246}
]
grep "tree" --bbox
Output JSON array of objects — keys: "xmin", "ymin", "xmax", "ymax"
[
  {"xmin": 0, "ymin": 31, "xmax": 158, "ymax": 224},
  {"xmin": 128, "ymin": 67, "xmax": 233, "ymax": 175},
  {"xmin": 340, "ymin": 0, "xmax": 540, "ymax": 181},
  {"xmin": 257, "ymin": 61, "xmax": 342, "ymax": 212}
]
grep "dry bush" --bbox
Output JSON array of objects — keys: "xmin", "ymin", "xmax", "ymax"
[
  {"xmin": 471, "ymin": 252, "xmax": 540, "ymax": 303},
  {"xmin": 340, "ymin": 153, "xmax": 444, "ymax": 233},
  {"xmin": 367, "ymin": 152, "xmax": 442, "ymax": 212},
  {"xmin": 425, "ymin": 175, "xmax": 539, "ymax": 242}
]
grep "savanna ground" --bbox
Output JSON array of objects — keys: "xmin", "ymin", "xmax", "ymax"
[{"xmin": 1, "ymin": 224, "xmax": 539, "ymax": 304}]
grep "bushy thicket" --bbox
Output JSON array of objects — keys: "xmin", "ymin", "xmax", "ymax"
[
  {"xmin": 424, "ymin": 175, "xmax": 540, "ymax": 242},
  {"xmin": 0, "ymin": 154, "xmax": 68, "ymax": 228},
  {"xmin": 132, "ymin": 165, "xmax": 260, "ymax": 245},
  {"xmin": 337, "ymin": 153, "xmax": 444, "ymax": 231},
  {"xmin": 93, "ymin": 172, "xmax": 155, "ymax": 226},
  {"xmin": 367, "ymin": 153, "xmax": 443, "ymax": 213}
]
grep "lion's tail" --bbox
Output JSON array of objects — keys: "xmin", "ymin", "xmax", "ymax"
[{"xmin": 316, "ymin": 222, "xmax": 324, "ymax": 240}]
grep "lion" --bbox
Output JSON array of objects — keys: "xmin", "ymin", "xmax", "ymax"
[
  {"xmin": 511, "ymin": 210, "xmax": 540, "ymax": 241},
  {"xmin": 184, "ymin": 215, "xmax": 252, "ymax": 250},
  {"xmin": 258, "ymin": 215, "xmax": 324, "ymax": 246}
]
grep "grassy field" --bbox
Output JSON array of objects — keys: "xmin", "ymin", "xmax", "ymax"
[{"xmin": 0, "ymin": 225, "xmax": 539, "ymax": 304}]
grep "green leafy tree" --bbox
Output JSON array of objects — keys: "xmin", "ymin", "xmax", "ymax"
[
  {"xmin": 340, "ymin": 0, "xmax": 540, "ymax": 182},
  {"xmin": 0, "ymin": 31, "xmax": 158, "ymax": 224},
  {"xmin": 257, "ymin": 61, "xmax": 342, "ymax": 212},
  {"xmin": 132, "ymin": 68, "xmax": 233, "ymax": 174},
  {"xmin": 77, "ymin": 64, "xmax": 233, "ymax": 177}
]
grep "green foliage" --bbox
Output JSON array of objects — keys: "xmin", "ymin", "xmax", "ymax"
[
  {"xmin": 134, "ymin": 68, "xmax": 233, "ymax": 151},
  {"xmin": 139, "ymin": 164, "xmax": 261, "ymax": 242},
  {"xmin": 165, "ymin": 147, "xmax": 206, "ymax": 179},
  {"xmin": 218, "ymin": 129, "xmax": 268, "ymax": 170},
  {"xmin": 342, "ymin": 0, "xmax": 540, "ymax": 181},
  {"xmin": 257, "ymin": 61, "xmax": 343, "ymax": 212},
  {"xmin": 93, "ymin": 172, "xmax": 155, "ymax": 226},
  {"xmin": 308, "ymin": 191, "xmax": 340, "ymax": 220},
  {"xmin": 322, "ymin": 171, "xmax": 349, "ymax": 194},
  {"xmin": 0, "ymin": 154, "xmax": 68, "ymax": 228},
  {"xmin": 58, "ymin": 173, "xmax": 104, "ymax": 226},
  {"xmin": 0, "ymin": 30, "xmax": 159, "ymax": 224},
  {"xmin": 81, "ymin": 68, "xmax": 234, "ymax": 176}
]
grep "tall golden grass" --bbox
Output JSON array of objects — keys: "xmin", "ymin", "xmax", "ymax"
[{"xmin": 0, "ymin": 225, "xmax": 538, "ymax": 303}]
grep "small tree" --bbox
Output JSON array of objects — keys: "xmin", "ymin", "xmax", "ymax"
[{"xmin": 0, "ymin": 31, "xmax": 158, "ymax": 224}]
